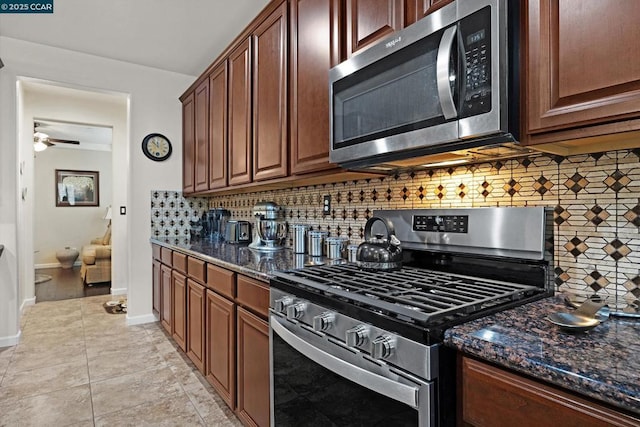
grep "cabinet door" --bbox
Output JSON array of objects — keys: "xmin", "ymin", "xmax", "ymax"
[
  {"xmin": 172, "ymin": 270, "xmax": 187, "ymax": 351},
  {"xmin": 182, "ymin": 92, "xmax": 196, "ymax": 194},
  {"xmin": 205, "ymin": 290, "xmax": 236, "ymax": 410},
  {"xmin": 194, "ymin": 78, "xmax": 210, "ymax": 192},
  {"xmin": 187, "ymin": 279, "xmax": 206, "ymax": 373},
  {"xmin": 209, "ymin": 62, "xmax": 228, "ymax": 189},
  {"xmin": 407, "ymin": 0, "xmax": 453, "ymax": 23},
  {"xmin": 152, "ymin": 259, "xmax": 161, "ymax": 317},
  {"xmin": 237, "ymin": 307, "xmax": 270, "ymax": 427},
  {"xmin": 228, "ymin": 38, "xmax": 253, "ymax": 186},
  {"xmin": 290, "ymin": 0, "xmax": 340, "ymax": 175},
  {"xmin": 525, "ymin": 0, "xmax": 640, "ymax": 143},
  {"xmin": 345, "ymin": 0, "xmax": 405, "ymax": 57},
  {"xmin": 160, "ymin": 264, "xmax": 172, "ymax": 333},
  {"xmin": 252, "ymin": 0, "xmax": 288, "ymax": 181}
]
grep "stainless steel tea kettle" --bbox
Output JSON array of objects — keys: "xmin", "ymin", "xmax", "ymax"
[{"xmin": 356, "ymin": 216, "xmax": 402, "ymax": 271}]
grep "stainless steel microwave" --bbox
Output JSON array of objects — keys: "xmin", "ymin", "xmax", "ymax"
[{"xmin": 329, "ymin": 0, "xmax": 520, "ymax": 171}]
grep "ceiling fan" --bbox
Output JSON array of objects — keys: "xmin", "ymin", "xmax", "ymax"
[{"xmin": 33, "ymin": 122, "xmax": 80, "ymax": 151}]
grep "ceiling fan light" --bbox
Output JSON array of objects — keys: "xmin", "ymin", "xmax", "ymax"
[{"xmin": 34, "ymin": 140, "xmax": 48, "ymax": 152}]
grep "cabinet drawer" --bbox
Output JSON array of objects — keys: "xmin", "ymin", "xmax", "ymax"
[
  {"xmin": 207, "ymin": 264, "xmax": 236, "ymax": 299},
  {"xmin": 172, "ymin": 252, "xmax": 188, "ymax": 274},
  {"xmin": 160, "ymin": 247, "xmax": 173, "ymax": 265},
  {"xmin": 236, "ymin": 275, "xmax": 269, "ymax": 319},
  {"xmin": 152, "ymin": 244, "xmax": 161, "ymax": 261},
  {"xmin": 188, "ymin": 256, "xmax": 207, "ymax": 284}
]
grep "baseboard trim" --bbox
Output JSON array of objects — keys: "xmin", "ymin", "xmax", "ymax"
[
  {"xmin": 110, "ymin": 287, "xmax": 127, "ymax": 296},
  {"xmin": 20, "ymin": 297, "xmax": 36, "ymax": 314},
  {"xmin": 35, "ymin": 261, "xmax": 82, "ymax": 270},
  {"xmin": 126, "ymin": 313, "xmax": 156, "ymax": 326},
  {"xmin": 0, "ymin": 330, "xmax": 21, "ymax": 348}
]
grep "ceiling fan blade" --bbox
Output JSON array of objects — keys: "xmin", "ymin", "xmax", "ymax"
[{"xmin": 48, "ymin": 138, "xmax": 80, "ymax": 145}]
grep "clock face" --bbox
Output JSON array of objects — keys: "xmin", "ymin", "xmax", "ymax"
[{"xmin": 142, "ymin": 133, "xmax": 172, "ymax": 161}]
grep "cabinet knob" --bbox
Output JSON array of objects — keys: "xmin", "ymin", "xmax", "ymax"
[
  {"xmin": 312, "ymin": 312, "xmax": 335, "ymax": 332},
  {"xmin": 345, "ymin": 325, "xmax": 369, "ymax": 347},
  {"xmin": 371, "ymin": 335, "xmax": 395, "ymax": 359},
  {"xmin": 286, "ymin": 302, "xmax": 306, "ymax": 320}
]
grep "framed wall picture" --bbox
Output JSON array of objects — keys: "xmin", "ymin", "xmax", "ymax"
[{"xmin": 55, "ymin": 169, "xmax": 100, "ymax": 207}]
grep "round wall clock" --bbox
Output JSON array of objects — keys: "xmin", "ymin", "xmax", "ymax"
[{"xmin": 142, "ymin": 133, "xmax": 172, "ymax": 161}]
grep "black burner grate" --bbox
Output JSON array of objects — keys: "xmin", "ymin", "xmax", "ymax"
[{"xmin": 273, "ymin": 264, "xmax": 541, "ymax": 325}]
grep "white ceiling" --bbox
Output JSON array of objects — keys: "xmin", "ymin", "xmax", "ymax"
[
  {"xmin": 35, "ymin": 120, "xmax": 113, "ymax": 151},
  {"xmin": 0, "ymin": 0, "xmax": 269, "ymax": 76}
]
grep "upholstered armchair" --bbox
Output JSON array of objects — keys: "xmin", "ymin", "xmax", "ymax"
[{"xmin": 80, "ymin": 225, "xmax": 111, "ymax": 285}]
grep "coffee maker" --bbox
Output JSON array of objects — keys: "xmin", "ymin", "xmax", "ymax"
[{"xmin": 249, "ymin": 201, "xmax": 286, "ymax": 251}]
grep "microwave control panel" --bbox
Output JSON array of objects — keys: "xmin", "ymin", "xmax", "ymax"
[
  {"xmin": 413, "ymin": 215, "xmax": 468, "ymax": 233},
  {"xmin": 459, "ymin": 6, "xmax": 492, "ymax": 118}
]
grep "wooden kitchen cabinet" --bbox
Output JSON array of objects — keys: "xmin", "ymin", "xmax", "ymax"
[
  {"xmin": 237, "ymin": 306, "xmax": 270, "ymax": 427},
  {"xmin": 187, "ymin": 279, "xmax": 206, "ymax": 374},
  {"xmin": 289, "ymin": 0, "xmax": 341, "ymax": 175},
  {"xmin": 182, "ymin": 92, "xmax": 195, "ymax": 194},
  {"xmin": 523, "ymin": 0, "xmax": 640, "ymax": 146},
  {"xmin": 252, "ymin": 0, "xmax": 288, "ymax": 182},
  {"xmin": 209, "ymin": 62, "xmax": 228, "ymax": 189},
  {"xmin": 344, "ymin": 0, "xmax": 406, "ymax": 58},
  {"xmin": 205, "ymin": 289, "xmax": 236, "ymax": 409},
  {"xmin": 194, "ymin": 78, "xmax": 210, "ymax": 192},
  {"xmin": 406, "ymin": 0, "xmax": 453, "ymax": 22},
  {"xmin": 172, "ymin": 270, "xmax": 187, "ymax": 351},
  {"xmin": 160, "ymin": 263, "xmax": 172, "ymax": 333},
  {"xmin": 460, "ymin": 356, "xmax": 640, "ymax": 427},
  {"xmin": 152, "ymin": 258, "xmax": 161, "ymax": 317},
  {"xmin": 228, "ymin": 38, "xmax": 253, "ymax": 186}
]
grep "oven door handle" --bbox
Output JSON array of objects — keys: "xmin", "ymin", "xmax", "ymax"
[
  {"xmin": 436, "ymin": 25, "xmax": 458, "ymax": 120},
  {"xmin": 271, "ymin": 316, "xmax": 419, "ymax": 409}
]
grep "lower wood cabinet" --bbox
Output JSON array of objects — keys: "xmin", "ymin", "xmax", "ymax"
[
  {"xmin": 237, "ymin": 306, "xmax": 270, "ymax": 427},
  {"xmin": 187, "ymin": 279, "xmax": 206, "ymax": 373},
  {"xmin": 460, "ymin": 355, "xmax": 639, "ymax": 427},
  {"xmin": 160, "ymin": 264, "xmax": 172, "ymax": 334},
  {"xmin": 152, "ymin": 258, "xmax": 161, "ymax": 316},
  {"xmin": 172, "ymin": 270, "xmax": 188, "ymax": 351},
  {"xmin": 206, "ymin": 289, "xmax": 236, "ymax": 409}
]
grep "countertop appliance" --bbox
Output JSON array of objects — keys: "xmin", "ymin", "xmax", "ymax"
[
  {"xmin": 269, "ymin": 207, "xmax": 553, "ymax": 426},
  {"xmin": 206, "ymin": 207, "xmax": 231, "ymax": 242},
  {"xmin": 329, "ymin": 0, "xmax": 522, "ymax": 171},
  {"xmin": 224, "ymin": 220, "xmax": 251, "ymax": 244},
  {"xmin": 249, "ymin": 201, "xmax": 286, "ymax": 251}
]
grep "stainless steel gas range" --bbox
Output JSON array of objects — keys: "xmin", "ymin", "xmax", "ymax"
[{"xmin": 269, "ymin": 207, "xmax": 554, "ymax": 426}]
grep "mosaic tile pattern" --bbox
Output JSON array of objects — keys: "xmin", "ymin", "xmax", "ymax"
[{"xmin": 152, "ymin": 148, "xmax": 640, "ymax": 303}]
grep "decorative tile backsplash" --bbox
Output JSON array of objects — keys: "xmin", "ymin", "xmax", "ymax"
[{"xmin": 152, "ymin": 148, "xmax": 640, "ymax": 303}]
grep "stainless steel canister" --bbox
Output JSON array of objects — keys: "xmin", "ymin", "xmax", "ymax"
[
  {"xmin": 308, "ymin": 230, "xmax": 327, "ymax": 257},
  {"xmin": 291, "ymin": 224, "xmax": 309, "ymax": 254},
  {"xmin": 347, "ymin": 244, "xmax": 359, "ymax": 263},
  {"xmin": 325, "ymin": 237, "xmax": 348, "ymax": 259}
]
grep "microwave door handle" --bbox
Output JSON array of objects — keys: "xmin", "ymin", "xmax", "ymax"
[
  {"xmin": 436, "ymin": 26, "xmax": 458, "ymax": 120},
  {"xmin": 270, "ymin": 315, "xmax": 419, "ymax": 408}
]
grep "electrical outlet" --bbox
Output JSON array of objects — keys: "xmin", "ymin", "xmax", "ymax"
[{"xmin": 323, "ymin": 195, "xmax": 331, "ymax": 216}]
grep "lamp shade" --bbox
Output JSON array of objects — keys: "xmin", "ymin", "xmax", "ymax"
[{"xmin": 104, "ymin": 206, "xmax": 112, "ymax": 220}]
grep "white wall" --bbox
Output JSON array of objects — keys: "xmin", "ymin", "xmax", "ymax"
[
  {"xmin": 0, "ymin": 35, "xmax": 194, "ymax": 345},
  {"xmin": 33, "ymin": 147, "xmax": 113, "ymax": 266}
]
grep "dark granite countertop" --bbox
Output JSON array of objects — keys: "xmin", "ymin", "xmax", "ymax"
[
  {"xmin": 444, "ymin": 296, "xmax": 640, "ymax": 416},
  {"xmin": 150, "ymin": 238, "xmax": 343, "ymax": 282}
]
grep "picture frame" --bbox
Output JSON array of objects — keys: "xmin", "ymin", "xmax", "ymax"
[{"xmin": 55, "ymin": 169, "xmax": 100, "ymax": 207}]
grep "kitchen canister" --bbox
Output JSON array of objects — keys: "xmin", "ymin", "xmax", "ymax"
[
  {"xmin": 308, "ymin": 230, "xmax": 327, "ymax": 257},
  {"xmin": 347, "ymin": 244, "xmax": 359, "ymax": 263},
  {"xmin": 291, "ymin": 224, "xmax": 309, "ymax": 254},
  {"xmin": 325, "ymin": 237, "xmax": 348, "ymax": 259}
]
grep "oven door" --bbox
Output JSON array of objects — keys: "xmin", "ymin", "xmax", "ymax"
[{"xmin": 270, "ymin": 314, "xmax": 435, "ymax": 426}]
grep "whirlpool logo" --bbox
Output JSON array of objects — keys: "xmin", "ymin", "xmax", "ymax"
[{"xmin": 385, "ymin": 37, "xmax": 402, "ymax": 48}]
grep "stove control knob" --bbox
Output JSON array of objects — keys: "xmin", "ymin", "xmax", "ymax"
[
  {"xmin": 346, "ymin": 325, "xmax": 369, "ymax": 347},
  {"xmin": 371, "ymin": 335, "xmax": 396, "ymax": 359},
  {"xmin": 286, "ymin": 302, "xmax": 306, "ymax": 320},
  {"xmin": 312, "ymin": 312, "xmax": 335, "ymax": 331},
  {"xmin": 273, "ymin": 296, "xmax": 293, "ymax": 313}
]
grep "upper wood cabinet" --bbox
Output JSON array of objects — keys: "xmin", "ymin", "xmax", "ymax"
[
  {"xmin": 181, "ymin": 93, "xmax": 195, "ymax": 194},
  {"xmin": 344, "ymin": 0, "xmax": 406, "ymax": 58},
  {"xmin": 194, "ymin": 79, "xmax": 210, "ymax": 192},
  {"xmin": 208, "ymin": 62, "xmax": 228, "ymax": 189},
  {"xmin": 228, "ymin": 38, "xmax": 253, "ymax": 186},
  {"xmin": 407, "ymin": 0, "xmax": 453, "ymax": 22},
  {"xmin": 289, "ymin": 0, "xmax": 341, "ymax": 175},
  {"xmin": 252, "ymin": 0, "xmax": 289, "ymax": 181},
  {"xmin": 523, "ymin": 0, "xmax": 640, "ymax": 145}
]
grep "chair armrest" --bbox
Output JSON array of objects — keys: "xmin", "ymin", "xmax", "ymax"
[
  {"xmin": 90, "ymin": 237, "xmax": 103, "ymax": 245},
  {"xmin": 94, "ymin": 246, "xmax": 111, "ymax": 259}
]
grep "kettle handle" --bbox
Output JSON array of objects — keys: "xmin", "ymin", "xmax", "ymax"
[{"xmin": 364, "ymin": 217, "xmax": 397, "ymax": 243}]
